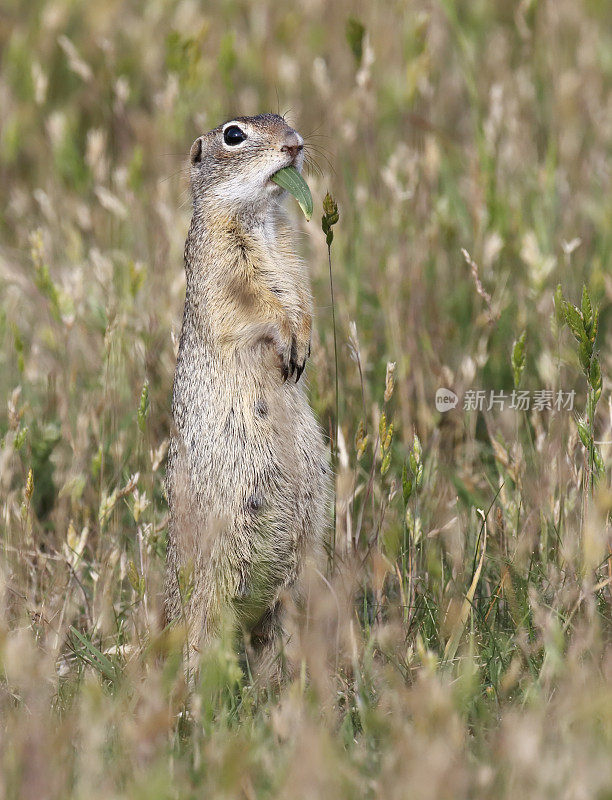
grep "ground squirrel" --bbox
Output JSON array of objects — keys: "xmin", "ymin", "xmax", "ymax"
[{"xmin": 165, "ymin": 114, "xmax": 330, "ymax": 681}]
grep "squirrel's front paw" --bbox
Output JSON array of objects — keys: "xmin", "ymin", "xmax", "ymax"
[
  {"xmin": 271, "ymin": 325, "xmax": 309, "ymax": 383},
  {"xmin": 281, "ymin": 335, "xmax": 305, "ymax": 383},
  {"xmin": 270, "ymin": 316, "xmax": 311, "ymax": 383}
]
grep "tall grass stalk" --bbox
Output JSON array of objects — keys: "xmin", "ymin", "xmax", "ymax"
[
  {"xmin": 2, "ymin": 3, "xmax": 612, "ymax": 796},
  {"xmin": 322, "ymin": 192, "xmax": 339, "ymax": 572}
]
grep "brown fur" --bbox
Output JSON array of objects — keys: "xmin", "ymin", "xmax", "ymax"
[{"xmin": 164, "ymin": 114, "xmax": 330, "ymax": 682}]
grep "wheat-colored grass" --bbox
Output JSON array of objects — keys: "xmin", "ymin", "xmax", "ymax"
[{"xmin": 1, "ymin": 1, "xmax": 612, "ymax": 797}]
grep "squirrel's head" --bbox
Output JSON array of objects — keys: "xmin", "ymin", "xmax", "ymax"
[{"xmin": 189, "ymin": 113, "xmax": 305, "ymax": 216}]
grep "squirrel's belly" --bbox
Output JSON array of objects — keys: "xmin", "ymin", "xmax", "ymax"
[
  {"xmin": 186, "ymin": 382, "xmax": 325, "ymax": 610},
  {"xmin": 171, "ymin": 374, "xmax": 328, "ymax": 548},
  {"xmin": 215, "ymin": 384, "xmax": 324, "ymax": 510}
]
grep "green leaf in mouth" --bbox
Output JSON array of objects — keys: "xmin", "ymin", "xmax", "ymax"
[{"xmin": 270, "ymin": 166, "xmax": 313, "ymax": 221}]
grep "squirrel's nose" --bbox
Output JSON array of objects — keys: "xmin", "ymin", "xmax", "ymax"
[{"xmin": 281, "ymin": 133, "xmax": 304, "ymax": 161}]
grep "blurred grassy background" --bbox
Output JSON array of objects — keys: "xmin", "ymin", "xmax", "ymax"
[{"xmin": 2, "ymin": 0, "xmax": 612, "ymax": 797}]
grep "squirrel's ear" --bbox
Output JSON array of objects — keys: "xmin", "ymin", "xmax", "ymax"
[{"xmin": 190, "ymin": 137, "xmax": 203, "ymax": 164}]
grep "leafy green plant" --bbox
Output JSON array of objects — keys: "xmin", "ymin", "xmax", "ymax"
[{"xmin": 556, "ymin": 284, "xmax": 604, "ymax": 492}]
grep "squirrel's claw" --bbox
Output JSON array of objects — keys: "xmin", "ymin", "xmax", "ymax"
[
  {"xmin": 293, "ymin": 337, "xmax": 310, "ymax": 383},
  {"xmin": 274, "ymin": 329, "xmax": 309, "ymax": 384},
  {"xmin": 286, "ymin": 338, "xmax": 299, "ymax": 381}
]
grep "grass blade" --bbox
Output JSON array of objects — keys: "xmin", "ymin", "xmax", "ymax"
[
  {"xmin": 443, "ymin": 511, "xmax": 488, "ymax": 663},
  {"xmin": 270, "ymin": 166, "xmax": 313, "ymax": 221},
  {"xmin": 69, "ymin": 625, "xmax": 120, "ymax": 683}
]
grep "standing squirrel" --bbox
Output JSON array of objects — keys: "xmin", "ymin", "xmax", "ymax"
[{"xmin": 165, "ymin": 114, "xmax": 330, "ymax": 681}]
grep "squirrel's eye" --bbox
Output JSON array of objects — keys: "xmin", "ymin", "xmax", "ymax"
[{"xmin": 223, "ymin": 126, "xmax": 247, "ymax": 146}]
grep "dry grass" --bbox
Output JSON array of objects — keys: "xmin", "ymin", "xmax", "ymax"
[{"xmin": 2, "ymin": 1, "xmax": 612, "ymax": 797}]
